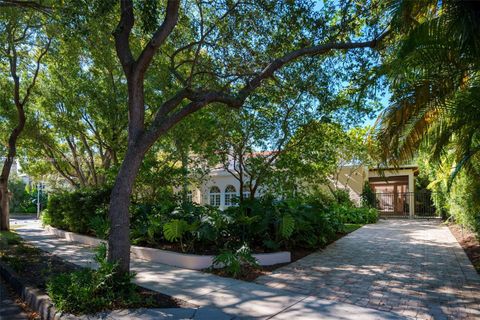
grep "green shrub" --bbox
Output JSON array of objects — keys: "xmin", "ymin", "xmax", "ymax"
[
  {"xmin": 332, "ymin": 189, "xmax": 354, "ymax": 206},
  {"xmin": 213, "ymin": 244, "xmax": 258, "ymax": 278},
  {"xmin": 42, "ymin": 188, "xmax": 374, "ymax": 254},
  {"xmin": 225, "ymin": 196, "xmax": 345, "ymax": 250},
  {"xmin": 300, "ymin": 190, "xmax": 336, "ymax": 210},
  {"xmin": 418, "ymin": 153, "xmax": 480, "ymax": 236},
  {"xmin": 360, "ymin": 182, "xmax": 377, "ymax": 208},
  {"xmin": 333, "ymin": 204, "xmax": 378, "ymax": 224},
  {"xmin": 8, "ymin": 179, "xmax": 48, "ymax": 214},
  {"xmin": 42, "ymin": 187, "xmax": 111, "ymax": 234},
  {"xmin": 448, "ymin": 172, "xmax": 480, "ymax": 236},
  {"xmin": 46, "ymin": 244, "xmax": 141, "ymax": 314}
]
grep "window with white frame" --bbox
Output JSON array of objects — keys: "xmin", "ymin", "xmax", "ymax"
[
  {"xmin": 209, "ymin": 186, "xmax": 221, "ymax": 207},
  {"xmin": 224, "ymin": 185, "xmax": 237, "ymax": 207},
  {"xmin": 186, "ymin": 190, "xmax": 193, "ymax": 202}
]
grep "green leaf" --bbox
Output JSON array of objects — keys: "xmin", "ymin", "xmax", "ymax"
[{"xmin": 163, "ymin": 219, "xmax": 189, "ymax": 242}]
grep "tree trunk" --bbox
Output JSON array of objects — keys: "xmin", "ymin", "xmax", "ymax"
[
  {"xmin": 0, "ymin": 183, "xmax": 10, "ymax": 230},
  {"xmin": 0, "ymin": 113, "xmax": 25, "ymax": 230},
  {"xmin": 107, "ymin": 144, "xmax": 146, "ymax": 273}
]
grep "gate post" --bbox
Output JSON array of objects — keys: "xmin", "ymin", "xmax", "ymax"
[
  {"xmin": 408, "ymin": 172, "xmax": 415, "ymax": 218},
  {"xmin": 409, "ymin": 192, "xmax": 414, "ymax": 218}
]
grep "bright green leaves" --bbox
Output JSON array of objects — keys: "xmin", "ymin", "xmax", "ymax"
[{"xmin": 163, "ymin": 219, "xmax": 191, "ymax": 242}]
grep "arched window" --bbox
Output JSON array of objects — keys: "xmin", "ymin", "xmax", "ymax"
[
  {"xmin": 209, "ymin": 186, "xmax": 221, "ymax": 207},
  {"xmin": 224, "ymin": 185, "xmax": 237, "ymax": 207},
  {"xmin": 242, "ymin": 186, "xmax": 251, "ymax": 200}
]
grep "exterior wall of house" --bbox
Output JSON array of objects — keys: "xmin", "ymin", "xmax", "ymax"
[
  {"xmin": 188, "ymin": 168, "xmax": 264, "ymax": 210},
  {"xmin": 368, "ymin": 167, "xmax": 416, "ymax": 194},
  {"xmin": 185, "ymin": 165, "xmax": 418, "ymax": 212},
  {"xmin": 329, "ymin": 166, "xmax": 368, "ymax": 205}
]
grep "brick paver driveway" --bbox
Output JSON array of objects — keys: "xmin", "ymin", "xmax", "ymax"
[{"xmin": 256, "ymin": 220, "xmax": 480, "ymax": 319}]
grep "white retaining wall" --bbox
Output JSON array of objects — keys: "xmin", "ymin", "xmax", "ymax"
[{"xmin": 44, "ymin": 225, "xmax": 291, "ymax": 269}]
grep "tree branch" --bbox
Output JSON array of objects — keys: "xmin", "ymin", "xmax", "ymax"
[
  {"xmin": 238, "ymin": 32, "xmax": 389, "ymax": 100},
  {"xmin": 0, "ymin": 0, "xmax": 51, "ymax": 14},
  {"xmin": 136, "ymin": 0, "xmax": 180, "ymax": 76},
  {"xmin": 113, "ymin": 0, "xmax": 135, "ymax": 74},
  {"xmin": 142, "ymin": 31, "xmax": 389, "ymax": 165},
  {"xmin": 21, "ymin": 37, "xmax": 51, "ymax": 106}
]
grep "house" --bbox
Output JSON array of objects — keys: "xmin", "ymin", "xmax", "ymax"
[{"xmin": 184, "ymin": 161, "xmax": 421, "ymax": 217}]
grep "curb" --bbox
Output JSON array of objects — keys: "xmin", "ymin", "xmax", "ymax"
[{"xmin": 0, "ymin": 261, "xmax": 79, "ymax": 320}]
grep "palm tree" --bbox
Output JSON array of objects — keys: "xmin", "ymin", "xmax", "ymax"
[{"xmin": 376, "ymin": 0, "xmax": 480, "ymax": 186}]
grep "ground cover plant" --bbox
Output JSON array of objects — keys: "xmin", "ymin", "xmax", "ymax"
[{"xmin": 0, "ymin": 231, "xmax": 187, "ymax": 315}]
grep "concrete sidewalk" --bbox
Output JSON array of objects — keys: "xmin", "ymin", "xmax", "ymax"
[{"xmin": 10, "ymin": 218, "xmax": 403, "ymax": 319}]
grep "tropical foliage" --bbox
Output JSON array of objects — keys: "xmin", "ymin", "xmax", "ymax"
[
  {"xmin": 377, "ymin": 1, "xmax": 480, "ymax": 175},
  {"xmin": 375, "ymin": 0, "xmax": 480, "ymax": 233},
  {"xmin": 46, "ymin": 244, "xmax": 142, "ymax": 314},
  {"xmin": 43, "ymin": 189, "xmax": 378, "ymax": 256}
]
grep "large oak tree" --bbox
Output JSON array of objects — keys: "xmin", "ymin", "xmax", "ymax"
[{"xmin": 104, "ymin": 0, "xmax": 389, "ymax": 273}]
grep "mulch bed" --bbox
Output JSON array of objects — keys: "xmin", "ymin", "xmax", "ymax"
[
  {"xmin": 0, "ymin": 232, "xmax": 190, "ymax": 313},
  {"xmin": 208, "ymin": 229, "xmax": 357, "ymax": 281},
  {"xmin": 448, "ymin": 223, "xmax": 480, "ymax": 273}
]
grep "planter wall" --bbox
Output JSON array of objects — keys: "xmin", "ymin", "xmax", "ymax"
[
  {"xmin": 44, "ymin": 225, "xmax": 291, "ymax": 269},
  {"xmin": 45, "ymin": 226, "xmax": 105, "ymax": 246}
]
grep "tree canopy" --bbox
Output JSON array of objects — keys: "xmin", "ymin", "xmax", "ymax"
[{"xmin": 1, "ymin": 0, "xmax": 391, "ymax": 271}]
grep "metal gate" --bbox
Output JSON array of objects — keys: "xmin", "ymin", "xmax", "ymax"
[{"xmin": 374, "ymin": 191, "xmax": 437, "ymax": 218}]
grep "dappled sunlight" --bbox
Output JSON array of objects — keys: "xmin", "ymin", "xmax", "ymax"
[
  {"xmin": 256, "ymin": 220, "xmax": 480, "ymax": 319},
  {"xmin": 10, "ymin": 218, "xmax": 480, "ymax": 319}
]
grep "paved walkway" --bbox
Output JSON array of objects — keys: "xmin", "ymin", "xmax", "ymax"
[
  {"xmin": 256, "ymin": 220, "xmax": 480, "ymax": 319},
  {"xmin": 10, "ymin": 218, "xmax": 403, "ymax": 320}
]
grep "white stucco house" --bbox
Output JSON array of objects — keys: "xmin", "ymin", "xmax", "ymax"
[{"xmin": 183, "ymin": 159, "xmax": 420, "ymax": 216}]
